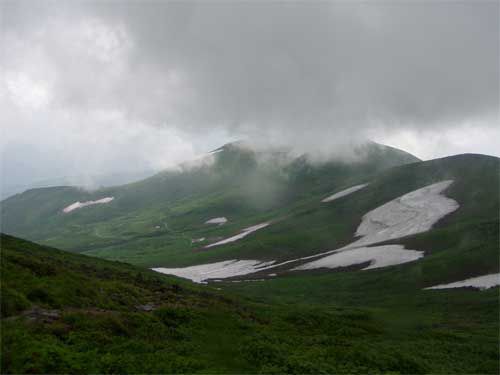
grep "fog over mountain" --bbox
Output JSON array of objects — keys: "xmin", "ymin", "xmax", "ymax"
[{"xmin": 1, "ymin": 1, "xmax": 498, "ymax": 190}]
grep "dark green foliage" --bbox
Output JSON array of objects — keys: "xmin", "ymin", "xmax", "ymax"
[
  {"xmin": 1, "ymin": 147, "xmax": 499, "ymax": 374},
  {"xmin": 1, "ymin": 234, "xmax": 499, "ymax": 374}
]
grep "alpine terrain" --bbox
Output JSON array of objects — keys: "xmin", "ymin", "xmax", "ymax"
[{"xmin": 1, "ymin": 141, "xmax": 499, "ymax": 373}]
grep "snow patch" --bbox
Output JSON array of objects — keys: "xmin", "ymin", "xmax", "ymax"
[
  {"xmin": 351, "ymin": 180, "xmax": 458, "ymax": 247},
  {"xmin": 151, "ymin": 180, "xmax": 459, "ymax": 280},
  {"xmin": 291, "ymin": 180, "xmax": 457, "ymax": 272},
  {"xmin": 205, "ymin": 222, "xmax": 270, "ymax": 248},
  {"xmin": 322, "ymin": 184, "xmax": 368, "ymax": 202},
  {"xmin": 63, "ymin": 197, "xmax": 114, "ymax": 213},
  {"xmin": 425, "ymin": 273, "xmax": 500, "ymax": 290},
  {"xmin": 294, "ymin": 245, "xmax": 423, "ymax": 271},
  {"xmin": 152, "ymin": 259, "xmax": 275, "ymax": 283},
  {"xmin": 205, "ymin": 217, "xmax": 228, "ymax": 225}
]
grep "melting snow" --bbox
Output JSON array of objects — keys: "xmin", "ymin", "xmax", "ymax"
[
  {"xmin": 294, "ymin": 245, "xmax": 423, "ymax": 271},
  {"xmin": 152, "ymin": 180, "xmax": 460, "ymax": 281},
  {"xmin": 322, "ymin": 184, "xmax": 368, "ymax": 202},
  {"xmin": 205, "ymin": 222, "xmax": 270, "ymax": 248},
  {"xmin": 63, "ymin": 197, "xmax": 114, "ymax": 213},
  {"xmin": 205, "ymin": 217, "xmax": 228, "ymax": 225},
  {"xmin": 291, "ymin": 180, "xmax": 458, "ymax": 272},
  {"xmin": 152, "ymin": 259, "xmax": 275, "ymax": 283},
  {"xmin": 351, "ymin": 180, "xmax": 458, "ymax": 247},
  {"xmin": 425, "ymin": 273, "xmax": 500, "ymax": 290}
]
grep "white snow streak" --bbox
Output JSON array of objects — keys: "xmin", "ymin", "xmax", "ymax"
[
  {"xmin": 152, "ymin": 259, "xmax": 275, "ymax": 283},
  {"xmin": 205, "ymin": 217, "xmax": 228, "ymax": 225},
  {"xmin": 425, "ymin": 273, "xmax": 500, "ymax": 290},
  {"xmin": 294, "ymin": 180, "xmax": 458, "ymax": 271},
  {"xmin": 152, "ymin": 180, "xmax": 459, "ymax": 281},
  {"xmin": 204, "ymin": 222, "xmax": 269, "ymax": 248},
  {"xmin": 322, "ymin": 184, "xmax": 368, "ymax": 202},
  {"xmin": 294, "ymin": 245, "xmax": 423, "ymax": 271},
  {"xmin": 352, "ymin": 180, "xmax": 458, "ymax": 247},
  {"xmin": 63, "ymin": 197, "xmax": 114, "ymax": 213}
]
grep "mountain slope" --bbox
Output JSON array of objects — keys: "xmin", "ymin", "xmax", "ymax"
[
  {"xmin": 0, "ymin": 141, "xmax": 419, "ymax": 255},
  {"xmin": 1, "ymin": 234, "xmax": 498, "ymax": 374},
  {"xmin": 84, "ymin": 153, "xmax": 498, "ymax": 274}
]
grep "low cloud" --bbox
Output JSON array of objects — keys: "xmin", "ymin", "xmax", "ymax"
[{"xmin": 1, "ymin": 1, "xmax": 498, "ymax": 188}]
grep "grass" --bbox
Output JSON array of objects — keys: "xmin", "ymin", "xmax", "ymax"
[
  {"xmin": 2, "ymin": 234, "xmax": 498, "ymax": 374},
  {"xmin": 77, "ymin": 153, "xmax": 499, "ymax": 271},
  {"xmin": 1, "ymin": 142, "xmax": 421, "ymax": 266},
  {"xmin": 1, "ymin": 147, "xmax": 499, "ymax": 373}
]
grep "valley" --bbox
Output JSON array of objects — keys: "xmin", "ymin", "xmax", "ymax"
[{"xmin": 1, "ymin": 142, "xmax": 499, "ymax": 374}]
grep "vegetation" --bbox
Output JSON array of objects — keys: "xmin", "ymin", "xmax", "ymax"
[
  {"xmin": 1, "ymin": 142, "xmax": 420, "ymax": 267},
  {"xmin": 1, "ymin": 234, "xmax": 498, "ymax": 374},
  {"xmin": 1, "ymin": 144, "xmax": 499, "ymax": 373}
]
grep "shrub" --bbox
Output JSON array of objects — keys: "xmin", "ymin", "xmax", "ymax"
[{"xmin": 1, "ymin": 287, "xmax": 30, "ymax": 317}]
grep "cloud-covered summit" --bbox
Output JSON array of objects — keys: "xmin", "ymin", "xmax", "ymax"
[{"xmin": 1, "ymin": 1, "xmax": 498, "ymax": 188}]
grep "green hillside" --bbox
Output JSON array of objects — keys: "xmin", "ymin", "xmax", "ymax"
[
  {"xmin": 30, "ymin": 152, "xmax": 498, "ymax": 275},
  {"xmin": 1, "ymin": 234, "xmax": 498, "ymax": 374},
  {"xmin": 1, "ymin": 141, "xmax": 419, "ymax": 265},
  {"xmin": 1, "ymin": 144, "xmax": 499, "ymax": 374}
]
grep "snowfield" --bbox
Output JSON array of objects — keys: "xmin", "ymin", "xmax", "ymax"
[
  {"xmin": 351, "ymin": 180, "xmax": 458, "ymax": 248},
  {"xmin": 63, "ymin": 197, "xmax": 114, "ymax": 213},
  {"xmin": 287, "ymin": 180, "xmax": 459, "ymax": 271},
  {"xmin": 205, "ymin": 222, "xmax": 270, "ymax": 248},
  {"xmin": 425, "ymin": 273, "xmax": 500, "ymax": 290},
  {"xmin": 205, "ymin": 217, "xmax": 228, "ymax": 225},
  {"xmin": 152, "ymin": 259, "xmax": 275, "ymax": 283},
  {"xmin": 151, "ymin": 180, "xmax": 459, "ymax": 281},
  {"xmin": 322, "ymin": 184, "xmax": 368, "ymax": 202},
  {"xmin": 294, "ymin": 245, "xmax": 423, "ymax": 271}
]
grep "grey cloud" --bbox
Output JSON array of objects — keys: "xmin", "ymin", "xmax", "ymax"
[
  {"xmin": 1, "ymin": 1, "xmax": 498, "ymax": 188},
  {"xmin": 5, "ymin": 1, "xmax": 498, "ymax": 133},
  {"xmin": 90, "ymin": 2, "xmax": 499, "ymax": 133}
]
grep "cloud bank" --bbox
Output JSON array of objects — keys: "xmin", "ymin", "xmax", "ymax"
[{"xmin": 1, "ymin": 1, "xmax": 498, "ymax": 188}]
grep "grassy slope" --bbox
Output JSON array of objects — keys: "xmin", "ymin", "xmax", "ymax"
[
  {"xmin": 1, "ymin": 234, "xmax": 498, "ymax": 374},
  {"xmin": 1, "ymin": 142, "xmax": 419, "ymax": 264},
  {"xmin": 84, "ymin": 153, "xmax": 498, "ymax": 270},
  {"xmin": 206, "ymin": 154, "xmax": 499, "ymax": 374},
  {"xmin": 213, "ymin": 154, "xmax": 499, "ymax": 314}
]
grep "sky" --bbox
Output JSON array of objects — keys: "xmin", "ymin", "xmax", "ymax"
[{"xmin": 1, "ymin": 1, "xmax": 498, "ymax": 189}]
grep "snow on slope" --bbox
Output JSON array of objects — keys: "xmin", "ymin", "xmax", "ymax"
[
  {"xmin": 294, "ymin": 245, "xmax": 423, "ymax": 271},
  {"xmin": 204, "ymin": 222, "xmax": 269, "ymax": 248},
  {"xmin": 294, "ymin": 180, "xmax": 458, "ymax": 271},
  {"xmin": 63, "ymin": 197, "xmax": 114, "ymax": 213},
  {"xmin": 152, "ymin": 180, "xmax": 459, "ymax": 280},
  {"xmin": 351, "ymin": 180, "xmax": 458, "ymax": 247},
  {"xmin": 205, "ymin": 217, "xmax": 228, "ymax": 225},
  {"xmin": 322, "ymin": 184, "xmax": 368, "ymax": 202},
  {"xmin": 425, "ymin": 273, "xmax": 500, "ymax": 290},
  {"xmin": 152, "ymin": 259, "xmax": 275, "ymax": 283}
]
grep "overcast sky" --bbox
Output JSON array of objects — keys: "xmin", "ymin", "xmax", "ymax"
[{"xmin": 1, "ymin": 1, "xmax": 498, "ymax": 188}]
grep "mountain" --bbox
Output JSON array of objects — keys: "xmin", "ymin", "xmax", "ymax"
[
  {"xmin": 1, "ymin": 141, "xmax": 499, "ymax": 373},
  {"xmin": 1, "ymin": 141, "xmax": 419, "ymax": 259},
  {"xmin": 1, "ymin": 234, "xmax": 498, "ymax": 374},
  {"xmin": 0, "ymin": 169, "xmax": 158, "ymax": 200}
]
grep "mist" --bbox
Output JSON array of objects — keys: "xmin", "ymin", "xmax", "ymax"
[{"xmin": 1, "ymin": 1, "xmax": 498, "ymax": 191}]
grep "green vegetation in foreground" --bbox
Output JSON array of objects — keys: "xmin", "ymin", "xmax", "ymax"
[{"xmin": 1, "ymin": 234, "xmax": 499, "ymax": 374}]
